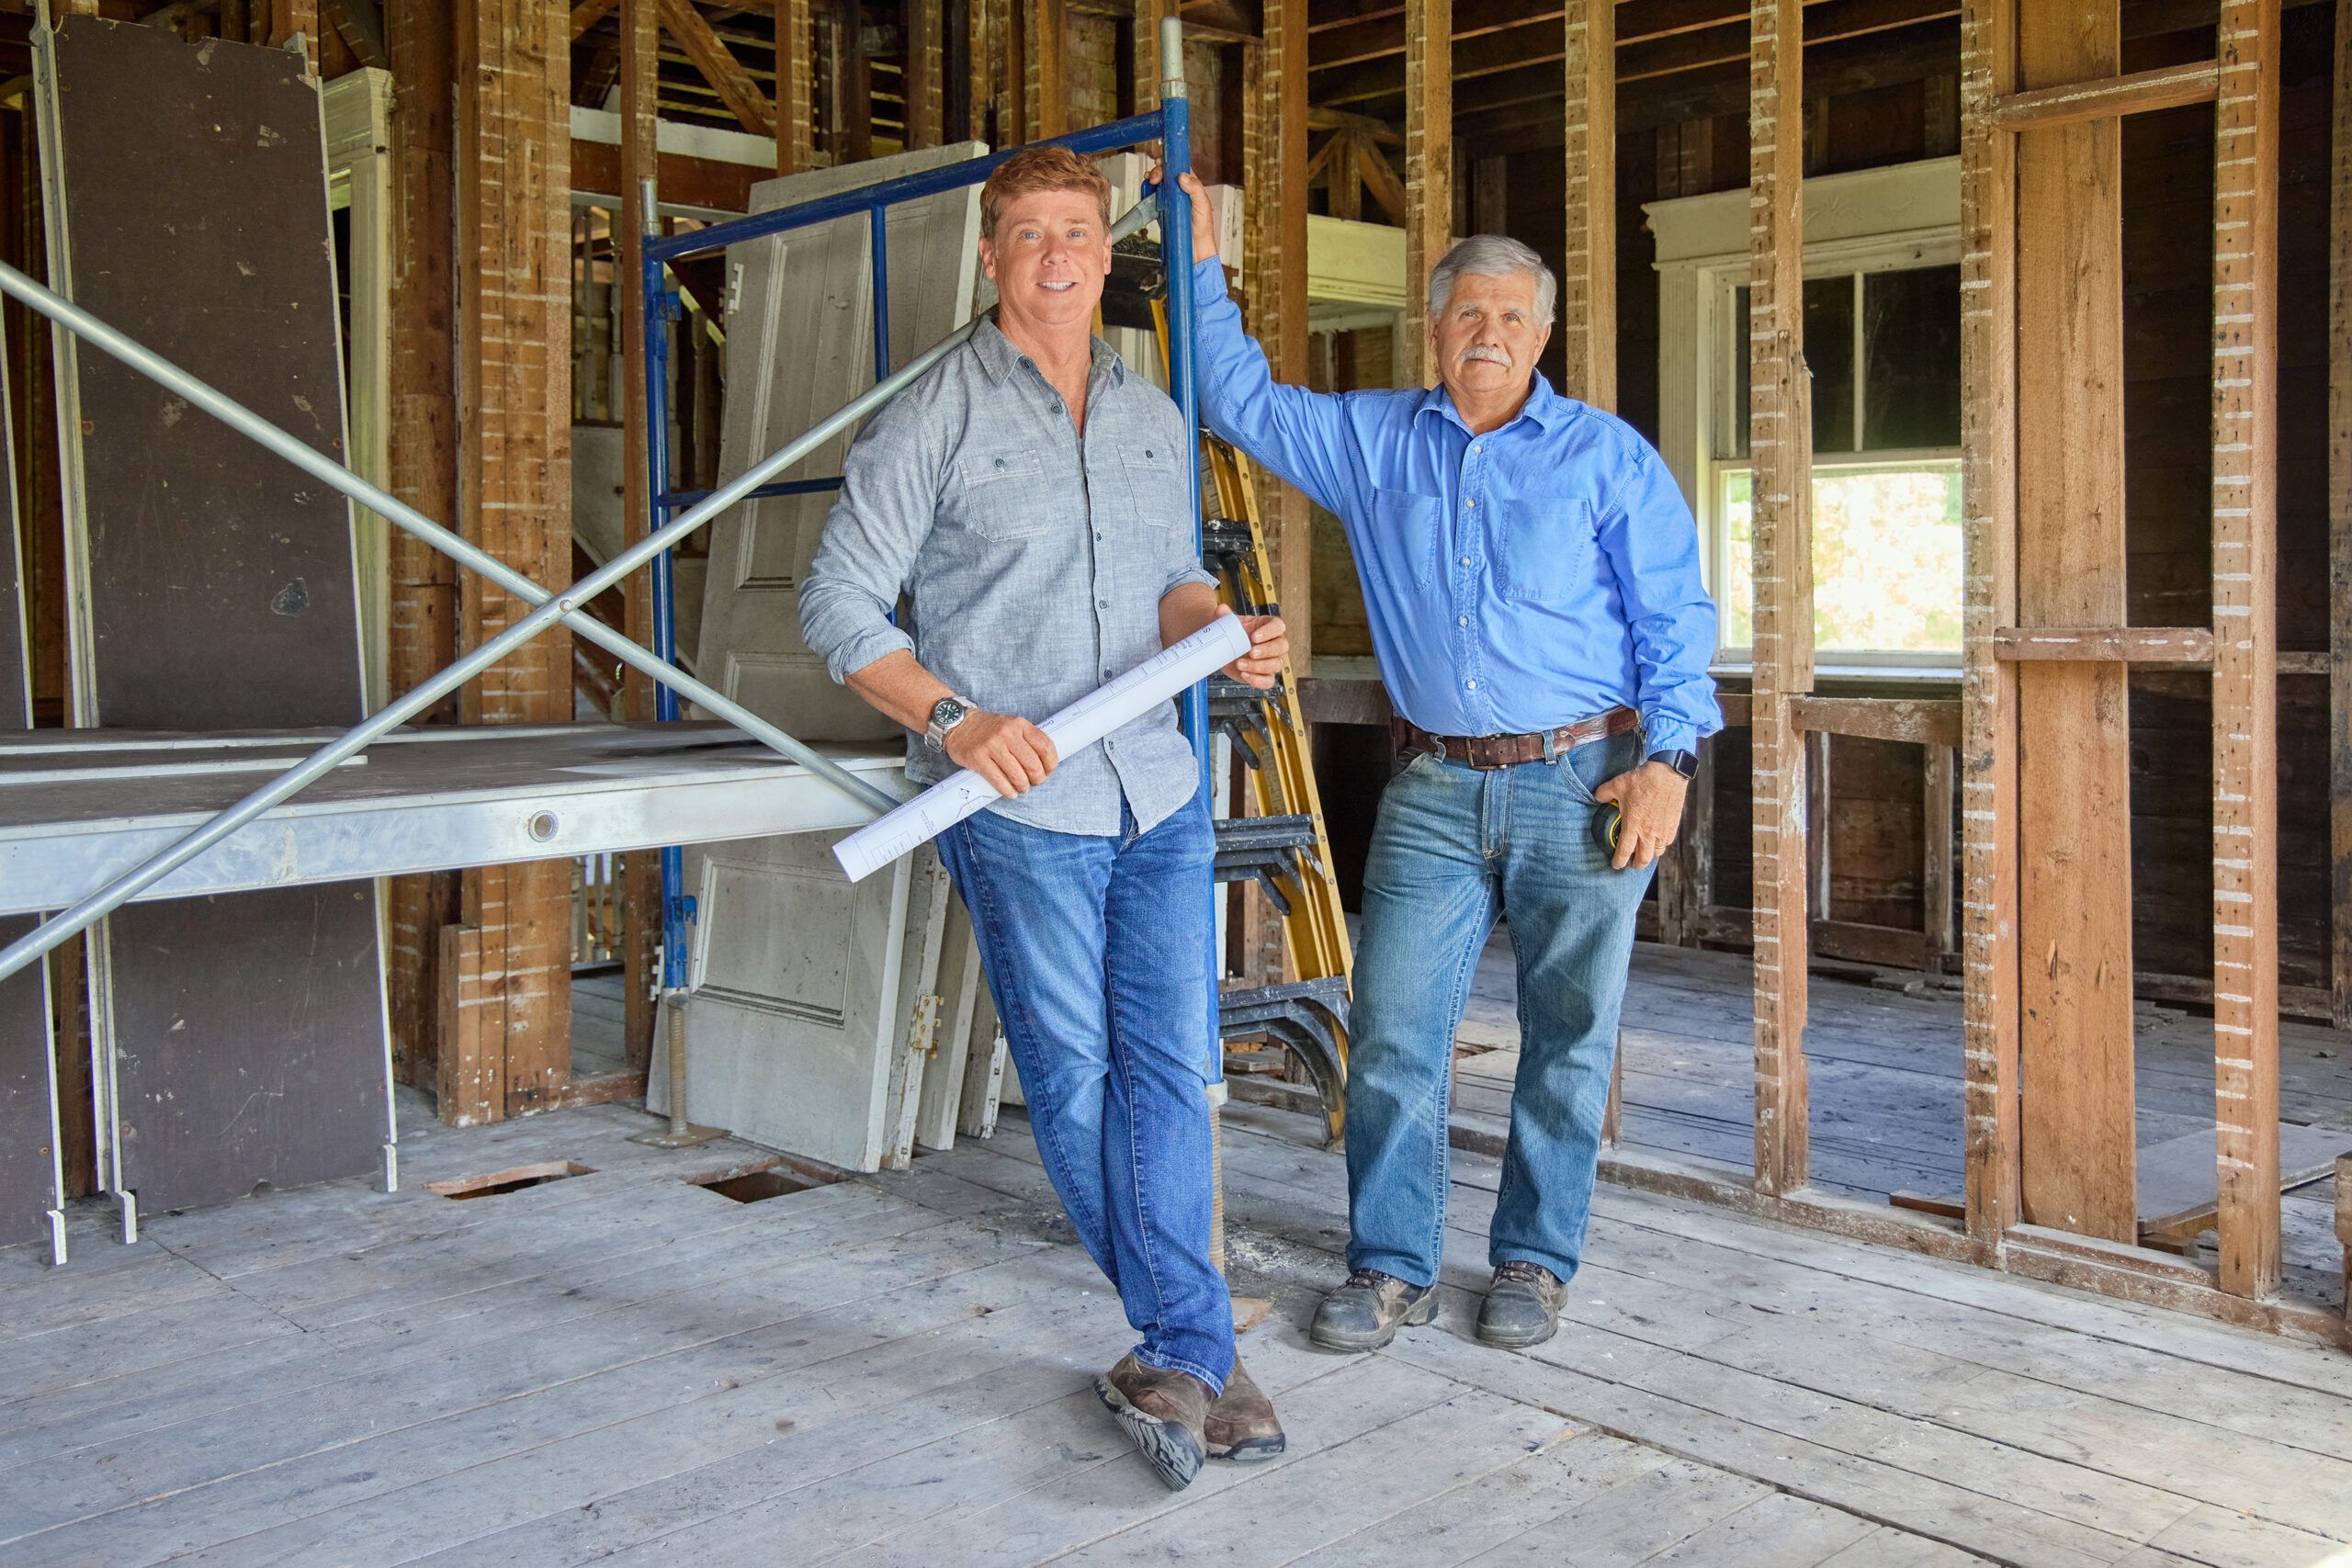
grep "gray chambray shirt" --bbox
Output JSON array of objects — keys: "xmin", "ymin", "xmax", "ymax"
[{"xmin": 798, "ymin": 316, "xmax": 1218, "ymax": 838}]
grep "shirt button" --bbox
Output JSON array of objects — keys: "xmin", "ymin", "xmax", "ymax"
[
  {"xmin": 1473, "ymin": 444, "xmax": 1483, "ymax": 454},
  {"xmin": 1465, "ymin": 679, "xmax": 1477, "ymax": 690},
  {"xmin": 1098, "ymin": 599, "xmax": 1109, "ymax": 609},
  {"xmin": 1461, "ymin": 556, "xmax": 1472, "ymax": 566},
  {"xmin": 1458, "ymin": 616, "xmax": 1468, "ymax": 626},
  {"xmin": 1094, "ymin": 532, "xmax": 1104, "ymax": 541},
  {"xmin": 1465, "ymin": 498, "xmax": 1476, "ymax": 508}
]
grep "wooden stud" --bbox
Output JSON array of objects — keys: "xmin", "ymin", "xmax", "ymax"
[
  {"xmin": 1985, "ymin": 58, "xmax": 2220, "ymax": 132},
  {"xmin": 454, "ymin": 0, "xmax": 575, "ymax": 1118},
  {"xmin": 660, "ymin": 0, "xmax": 775, "ymax": 138},
  {"xmin": 2329, "ymin": 0, "xmax": 2352, "ymax": 1031},
  {"xmin": 1747, "ymin": 0, "xmax": 1811, "ymax": 1197},
  {"xmin": 1788, "ymin": 695, "xmax": 1959, "ymax": 749},
  {"xmin": 1924, "ymin": 742, "xmax": 1956, "ymax": 963},
  {"xmin": 2209, "ymin": 0, "xmax": 2281, "ymax": 1301},
  {"xmin": 385, "ymin": 0, "xmax": 460, "ymax": 1092},
  {"xmin": 1993, "ymin": 626, "xmax": 2214, "ymax": 662},
  {"xmin": 1403, "ymin": 0, "xmax": 1450, "ymax": 388},
  {"xmin": 2014, "ymin": 0, "xmax": 2135, "ymax": 1246},
  {"xmin": 966, "ymin": 0, "xmax": 990, "ymax": 141},
  {"xmin": 620, "ymin": 0, "xmax": 661, "ymax": 1079},
  {"xmin": 1262, "ymin": 0, "xmax": 1311, "ymax": 668},
  {"xmin": 1026, "ymin": 0, "xmax": 1067, "ymax": 141},
  {"xmin": 272, "ymin": 0, "xmax": 320, "ymax": 71},
  {"xmin": 571, "ymin": 0, "xmax": 617, "ymax": 39},
  {"xmin": 1131, "ymin": 0, "xmax": 1170, "ymax": 116},
  {"xmin": 778, "ymin": 0, "xmax": 816, "ymax": 175},
  {"xmin": 1560, "ymin": 0, "xmax": 1613, "ymax": 409},
  {"xmin": 323, "ymin": 0, "xmax": 390, "ymax": 67},
  {"xmin": 836, "ymin": 0, "xmax": 874, "ymax": 164},
  {"xmin": 1804, "ymin": 730, "xmax": 1832, "ymax": 919},
  {"xmin": 905, "ymin": 0, "xmax": 944, "ymax": 149}
]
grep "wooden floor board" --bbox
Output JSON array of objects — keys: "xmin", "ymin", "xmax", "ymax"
[{"xmin": 0, "ymin": 1080, "xmax": 2339, "ymax": 1568}]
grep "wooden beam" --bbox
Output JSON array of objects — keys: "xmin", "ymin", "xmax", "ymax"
[
  {"xmin": 2329, "ymin": 0, "xmax": 2352, "ymax": 1032},
  {"xmin": 1402, "ymin": 0, "xmax": 1448, "ymax": 387},
  {"xmin": 1747, "ymin": 0, "xmax": 1811, "ymax": 1198},
  {"xmin": 1787, "ymin": 694, "xmax": 1959, "ymax": 748},
  {"xmin": 2209, "ymin": 0, "xmax": 2281, "ymax": 1303},
  {"xmin": 1261, "ymin": 0, "xmax": 1310, "ymax": 667},
  {"xmin": 904, "ymin": 0, "xmax": 944, "ymax": 147},
  {"xmin": 1991, "ymin": 626, "xmax": 2214, "ymax": 662},
  {"xmin": 967, "ymin": 0, "xmax": 991, "ymax": 139},
  {"xmin": 272, "ymin": 0, "xmax": 318, "ymax": 69},
  {"xmin": 778, "ymin": 0, "xmax": 814, "ymax": 174},
  {"xmin": 619, "ymin": 0, "xmax": 662, "ymax": 1078},
  {"xmin": 455, "ymin": 0, "xmax": 575, "ymax": 1117},
  {"xmin": 571, "ymin": 135, "xmax": 760, "ymax": 210},
  {"xmin": 1986, "ymin": 58, "xmax": 2220, "ymax": 131},
  {"xmin": 1028, "ymin": 0, "xmax": 1068, "ymax": 140},
  {"xmin": 322, "ymin": 0, "xmax": 386, "ymax": 66},
  {"xmin": 1559, "ymin": 0, "xmax": 1612, "ymax": 409},
  {"xmin": 2014, "ymin": 0, "xmax": 2135, "ymax": 1246},
  {"xmin": 571, "ymin": 0, "xmax": 617, "ymax": 39},
  {"xmin": 659, "ymin": 0, "xmax": 775, "ymax": 137},
  {"xmin": 1923, "ymin": 741, "xmax": 1956, "ymax": 960},
  {"xmin": 384, "ymin": 0, "xmax": 460, "ymax": 1096}
]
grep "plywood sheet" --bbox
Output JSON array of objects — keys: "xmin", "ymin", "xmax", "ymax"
[{"xmin": 39, "ymin": 17, "xmax": 390, "ymax": 1213}]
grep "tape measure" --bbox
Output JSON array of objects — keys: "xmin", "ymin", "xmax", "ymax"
[{"xmin": 1593, "ymin": 802, "xmax": 1623, "ymax": 855}]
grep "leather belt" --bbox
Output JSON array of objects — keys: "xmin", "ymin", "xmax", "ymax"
[{"xmin": 1391, "ymin": 706, "xmax": 1640, "ymax": 771}]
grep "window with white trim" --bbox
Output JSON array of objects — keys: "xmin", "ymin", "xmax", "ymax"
[{"xmin": 1646, "ymin": 159, "xmax": 1963, "ymax": 671}]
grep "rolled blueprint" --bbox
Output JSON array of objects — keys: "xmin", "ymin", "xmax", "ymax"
[{"xmin": 832, "ymin": 614, "xmax": 1252, "ymax": 883}]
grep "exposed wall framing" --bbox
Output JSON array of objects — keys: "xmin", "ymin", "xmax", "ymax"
[
  {"xmin": 1746, "ymin": 0, "xmax": 1813, "ymax": 1197},
  {"xmin": 2208, "ymin": 0, "xmax": 2284, "ymax": 1300},
  {"xmin": 619, "ymin": 0, "xmax": 661, "ymax": 1077},
  {"xmin": 1401, "ymin": 0, "xmax": 1447, "ymax": 387},
  {"xmin": 449, "ymin": 0, "xmax": 575, "ymax": 1122}
]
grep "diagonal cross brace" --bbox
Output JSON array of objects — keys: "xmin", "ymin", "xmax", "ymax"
[{"xmin": 0, "ymin": 255, "xmax": 957, "ymax": 985}]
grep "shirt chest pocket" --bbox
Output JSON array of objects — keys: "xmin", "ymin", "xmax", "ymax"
[
  {"xmin": 1499, "ymin": 498, "xmax": 1598, "ymax": 604},
  {"xmin": 1370, "ymin": 486, "xmax": 1442, "ymax": 590},
  {"xmin": 954, "ymin": 447, "xmax": 1051, "ymax": 541},
  {"xmin": 1116, "ymin": 440, "xmax": 1188, "ymax": 532}
]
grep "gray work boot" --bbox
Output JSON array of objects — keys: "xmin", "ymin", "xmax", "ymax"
[
  {"xmin": 1204, "ymin": 1356, "xmax": 1285, "ymax": 1461},
  {"xmin": 1476, "ymin": 1259, "xmax": 1568, "ymax": 1348},
  {"xmin": 1094, "ymin": 1352, "xmax": 1212, "ymax": 1491},
  {"xmin": 1308, "ymin": 1267, "xmax": 1439, "ymax": 1352}
]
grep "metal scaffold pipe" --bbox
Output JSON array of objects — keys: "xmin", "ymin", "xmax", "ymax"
[{"xmin": 0, "ymin": 258, "xmax": 977, "ymax": 985}]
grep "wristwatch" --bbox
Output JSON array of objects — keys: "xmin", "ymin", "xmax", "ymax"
[
  {"xmin": 1646, "ymin": 748, "xmax": 1699, "ymax": 779},
  {"xmin": 925, "ymin": 695, "xmax": 970, "ymax": 753}
]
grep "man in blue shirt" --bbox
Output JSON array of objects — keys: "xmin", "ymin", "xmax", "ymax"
[{"xmin": 1170, "ymin": 171, "xmax": 1721, "ymax": 1351}]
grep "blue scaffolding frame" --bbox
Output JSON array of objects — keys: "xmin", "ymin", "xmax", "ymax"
[{"xmin": 635, "ymin": 51, "xmax": 1211, "ymax": 1007}]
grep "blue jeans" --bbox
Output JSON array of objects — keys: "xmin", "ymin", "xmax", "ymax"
[
  {"xmin": 1346, "ymin": 728, "xmax": 1655, "ymax": 1289},
  {"xmin": 939, "ymin": 793, "xmax": 1235, "ymax": 1393}
]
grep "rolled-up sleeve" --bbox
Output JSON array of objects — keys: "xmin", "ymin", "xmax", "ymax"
[
  {"xmin": 1596, "ymin": 441, "xmax": 1721, "ymax": 755},
  {"xmin": 1159, "ymin": 424, "xmax": 1218, "ymax": 598},
  {"xmin": 798, "ymin": 395, "xmax": 942, "ymax": 683}
]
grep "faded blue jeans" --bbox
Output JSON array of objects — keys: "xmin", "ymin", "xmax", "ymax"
[
  {"xmin": 939, "ymin": 792, "xmax": 1235, "ymax": 1393},
  {"xmin": 1346, "ymin": 728, "xmax": 1655, "ymax": 1289}
]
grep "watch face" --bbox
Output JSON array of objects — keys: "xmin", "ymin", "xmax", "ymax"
[{"xmin": 933, "ymin": 698, "xmax": 967, "ymax": 727}]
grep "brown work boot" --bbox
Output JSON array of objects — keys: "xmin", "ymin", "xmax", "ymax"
[
  {"xmin": 1476, "ymin": 1259, "xmax": 1569, "ymax": 1348},
  {"xmin": 1204, "ymin": 1356, "xmax": 1285, "ymax": 1462},
  {"xmin": 1309, "ymin": 1267, "xmax": 1439, "ymax": 1352},
  {"xmin": 1094, "ymin": 1352, "xmax": 1212, "ymax": 1491}
]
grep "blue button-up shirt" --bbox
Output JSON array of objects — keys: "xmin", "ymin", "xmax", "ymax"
[{"xmin": 1191, "ymin": 261, "xmax": 1720, "ymax": 755}]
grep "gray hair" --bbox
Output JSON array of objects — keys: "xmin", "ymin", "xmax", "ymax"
[{"xmin": 1427, "ymin": 234, "xmax": 1557, "ymax": 326}]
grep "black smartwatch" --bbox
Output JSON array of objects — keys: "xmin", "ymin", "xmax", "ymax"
[{"xmin": 1646, "ymin": 748, "xmax": 1699, "ymax": 779}]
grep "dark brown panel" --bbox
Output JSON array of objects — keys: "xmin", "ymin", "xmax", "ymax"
[
  {"xmin": 1, "ymin": 356, "xmax": 58, "ymax": 1246},
  {"xmin": 43, "ymin": 19, "xmax": 387, "ymax": 1214},
  {"xmin": 48, "ymin": 19, "xmax": 363, "ymax": 728}
]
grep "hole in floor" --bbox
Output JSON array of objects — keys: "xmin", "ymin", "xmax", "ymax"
[
  {"xmin": 695, "ymin": 1168, "xmax": 823, "ymax": 1203},
  {"xmin": 425, "ymin": 1160, "xmax": 594, "ymax": 1200}
]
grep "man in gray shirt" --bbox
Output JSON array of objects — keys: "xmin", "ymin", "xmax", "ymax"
[{"xmin": 798, "ymin": 145, "xmax": 1287, "ymax": 1492}]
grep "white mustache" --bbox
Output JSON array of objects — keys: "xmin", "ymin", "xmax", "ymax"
[{"xmin": 1458, "ymin": 344, "xmax": 1512, "ymax": 367}]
